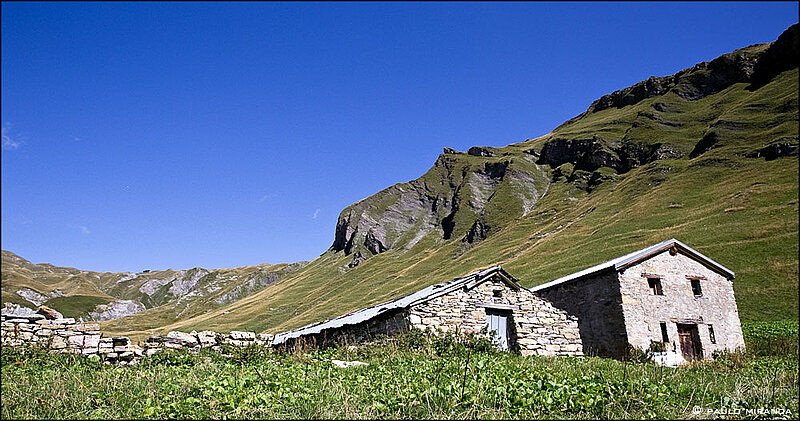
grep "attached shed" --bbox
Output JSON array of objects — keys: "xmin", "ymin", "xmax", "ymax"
[
  {"xmin": 273, "ymin": 266, "xmax": 583, "ymax": 357},
  {"xmin": 531, "ymin": 238, "xmax": 745, "ymax": 362}
]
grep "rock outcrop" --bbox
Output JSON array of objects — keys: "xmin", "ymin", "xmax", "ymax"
[
  {"xmin": 575, "ymin": 39, "xmax": 767, "ymax": 117},
  {"xmin": 89, "ymin": 300, "xmax": 146, "ymax": 321},
  {"xmin": 748, "ymin": 23, "xmax": 799, "ymax": 90},
  {"xmin": 331, "ymin": 151, "xmax": 550, "ymax": 266}
]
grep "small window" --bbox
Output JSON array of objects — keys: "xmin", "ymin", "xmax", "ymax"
[
  {"xmin": 660, "ymin": 322, "xmax": 669, "ymax": 342},
  {"xmin": 708, "ymin": 325, "xmax": 716, "ymax": 344},
  {"xmin": 493, "ymin": 290, "xmax": 503, "ymax": 298},
  {"xmin": 648, "ymin": 277, "xmax": 663, "ymax": 295},
  {"xmin": 691, "ymin": 279, "xmax": 703, "ymax": 296}
]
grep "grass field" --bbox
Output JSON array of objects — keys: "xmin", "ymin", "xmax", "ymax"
[{"xmin": 2, "ymin": 321, "xmax": 797, "ymax": 420}]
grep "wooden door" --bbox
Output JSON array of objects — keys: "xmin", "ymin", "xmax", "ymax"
[
  {"xmin": 486, "ymin": 309, "xmax": 510, "ymax": 351},
  {"xmin": 677, "ymin": 324, "xmax": 702, "ymax": 361}
]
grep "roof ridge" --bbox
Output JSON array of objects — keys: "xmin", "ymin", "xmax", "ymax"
[
  {"xmin": 529, "ymin": 239, "xmax": 734, "ymax": 293},
  {"xmin": 273, "ymin": 266, "xmax": 506, "ymax": 344}
]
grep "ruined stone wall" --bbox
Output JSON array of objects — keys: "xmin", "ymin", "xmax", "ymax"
[
  {"xmin": 619, "ymin": 251, "xmax": 745, "ymax": 358},
  {"xmin": 1, "ymin": 313, "xmax": 143, "ymax": 364},
  {"xmin": 535, "ymin": 270, "xmax": 629, "ymax": 358},
  {"xmin": 408, "ymin": 278, "xmax": 583, "ymax": 357},
  {"xmin": 1, "ymin": 313, "xmax": 275, "ymax": 364},
  {"xmin": 142, "ymin": 330, "xmax": 274, "ymax": 355}
]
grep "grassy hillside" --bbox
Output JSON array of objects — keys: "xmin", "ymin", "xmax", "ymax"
[{"xmin": 111, "ymin": 43, "xmax": 797, "ymax": 339}]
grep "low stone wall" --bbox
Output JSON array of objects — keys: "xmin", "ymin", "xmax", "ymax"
[
  {"xmin": 1, "ymin": 313, "xmax": 274, "ymax": 364},
  {"xmin": 143, "ymin": 330, "xmax": 274, "ymax": 355},
  {"xmin": 1, "ymin": 313, "xmax": 143, "ymax": 364}
]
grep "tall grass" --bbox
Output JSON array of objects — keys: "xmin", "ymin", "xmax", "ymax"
[{"xmin": 2, "ymin": 329, "xmax": 797, "ymax": 419}]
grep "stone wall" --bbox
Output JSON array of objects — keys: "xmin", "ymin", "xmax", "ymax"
[
  {"xmin": 1, "ymin": 313, "xmax": 144, "ymax": 364},
  {"xmin": 535, "ymin": 270, "xmax": 630, "ymax": 358},
  {"xmin": 408, "ymin": 277, "xmax": 583, "ymax": 357},
  {"xmin": 1, "ymin": 312, "xmax": 275, "ymax": 364},
  {"xmin": 619, "ymin": 251, "xmax": 746, "ymax": 359},
  {"xmin": 143, "ymin": 330, "xmax": 274, "ymax": 355}
]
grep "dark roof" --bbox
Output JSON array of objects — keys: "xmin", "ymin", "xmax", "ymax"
[
  {"xmin": 529, "ymin": 238, "xmax": 735, "ymax": 293},
  {"xmin": 273, "ymin": 266, "xmax": 519, "ymax": 344}
]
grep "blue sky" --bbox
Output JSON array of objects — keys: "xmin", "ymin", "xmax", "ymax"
[{"xmin": 2, "ymin": 2, "xmax": 797, "ymax": 272}]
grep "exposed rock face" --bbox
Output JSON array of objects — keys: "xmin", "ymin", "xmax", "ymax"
[
  {"xmin": 689, "ymin": 132, "xmax": 720, "ymax": 159},
  {"xmin": 746, "ymin": 140, "xmax": 799, "ymax": 160},
  {"xmin": 749, "ymin": 23, "xmax": 799, "ymax": 90},
  {"xmin": 538, "ymin": 136, "xmax": 622, "ymax": 172},
  {"xmin": 139, "ymin": 273, "xmax": 180, "ymax": 296},
  {"xmin": 15, "ymin": 288, "xmax": 51, "ymax": 307},
  {"xmin": 463, "ymin": 219, "xmax": 490, "ymax": 246},
  {"xmin": 331, "ymin": 152, "xmax": 550, "ymax": 266},
  {"xmin": 168, "ymin": 269, "xmax": 209, "ymax": 297},
  {"xmin": 537, "ymin": 135, "xmax": 687, "ymax": 175},
  {"xmin": 1, "ymin": 303, "xmax": 38, "ymax": 318},
  {"xmin": 214, "ymin": 272, "xmax": 283, "ymax": 305},
  {"xmin": 89, "ymin": 300, "xmax": 146, "ymax": 321},
  {"xmin": 578, "ymin": 42, "xmax": 764, "ymax": 116},
  {"xmin": 467, "ymin": 146, "xmax": 497, "ymax": 157}
]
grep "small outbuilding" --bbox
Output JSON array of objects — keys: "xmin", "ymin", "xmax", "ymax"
[
  {"xmin": 531, "ymin": 238, "xmax": 745, "ymax": 362},
  {"xmin": 273, "ymin": 266, "xmax": 584, "ymax": 357}
]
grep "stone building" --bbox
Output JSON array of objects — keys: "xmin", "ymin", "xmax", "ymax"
[
  {"xmin": 273, "ymin": 266, "xmax": 584, "ymax": 357},
  {"xmin": 531, "ymin": 238, "xmax": 745, "ymax": 363}
]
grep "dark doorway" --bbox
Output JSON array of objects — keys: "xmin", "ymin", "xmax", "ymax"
[{"xmin": 677, "ymin": 323, "xmax": 703, "ymax": 361}]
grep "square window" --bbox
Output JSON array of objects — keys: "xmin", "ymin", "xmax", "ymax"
[
  {"xmin": 493, "ymin": 290, "xmax": 503, "ymax": 298},
  {"xmin": 660, "ymin": 322, "xmax": 669, "ymax": 342},
  {"xmin": 648, "ymin": 277, "xmax": 663, "ymax": 295},
  {"xmin": 708, "ymin": 325, "xmax": 716, "ymax": 344},
  {"xmin": 691, "ymin": 279, "xmax": 703, "ymax": 296}
]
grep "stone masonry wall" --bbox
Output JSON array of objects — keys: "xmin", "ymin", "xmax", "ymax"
[
  {"xmin": 407, "ymin": 277, "xmax": 583, "ymax": 357},
  {"xmin": 1, "ymin": 312, "xmax": 275, "ymax": 364},
  {"xmin": 1, "ymin": 313, "xmax": 144, "ymax": 364},
  {"xmin": 619, "ymin": 251, "xmax": 746, "ymax": 359},
  {"xmin": 535, "ymin": 270, "xmax": 630, "ymax": 358}
]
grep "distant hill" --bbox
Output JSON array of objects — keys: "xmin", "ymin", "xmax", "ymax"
[
  {"xmin": 1, "ymin": 250, "xmax": 305, "ymax": 335},
  {"xmin": 3, "ymin": 24, "xmax": 797, "ymax": 341}
]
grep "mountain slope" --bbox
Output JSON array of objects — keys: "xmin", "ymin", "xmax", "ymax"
[
  {"xmin": 1, "ymin": 250, "xmax": 305, "ymax": 326},
  {"xmin": 109, "ymin": 24, "xmax": 797, "ymax": 339}
]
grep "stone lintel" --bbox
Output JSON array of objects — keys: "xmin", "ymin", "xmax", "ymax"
[{"xmin": 477, "ymin": 302, "xmax": 518, "ymax": 311}]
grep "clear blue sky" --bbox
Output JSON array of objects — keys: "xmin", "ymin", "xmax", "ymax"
[{"xmin": 2, "ymin": 2, "xmax": 797, "ymax": 272}]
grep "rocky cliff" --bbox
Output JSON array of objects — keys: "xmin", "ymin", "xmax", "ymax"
[{"xmin": 331, "ymin": 147, "xmax": 551, "ymax": 266}]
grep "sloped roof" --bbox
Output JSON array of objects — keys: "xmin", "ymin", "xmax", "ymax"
[
  {"xmin": 272, "ymin": 266, "xmax": 519, "ymax": 344},
  {"xmin": 529, "ymin": 238, "xmax": 735, "ymax": 293}
]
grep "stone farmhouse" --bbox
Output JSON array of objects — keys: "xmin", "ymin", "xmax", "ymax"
[
  {"xmin": 273, "ymin": 266, "xmax": 584, "ymax": 357},
  {"xmin": 531, "ymin": 238, "xmax": 745, "ymax": 363},
  {"xmin": 274, "ymin": 239, "xmax": 745, "ymax": 364}
]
